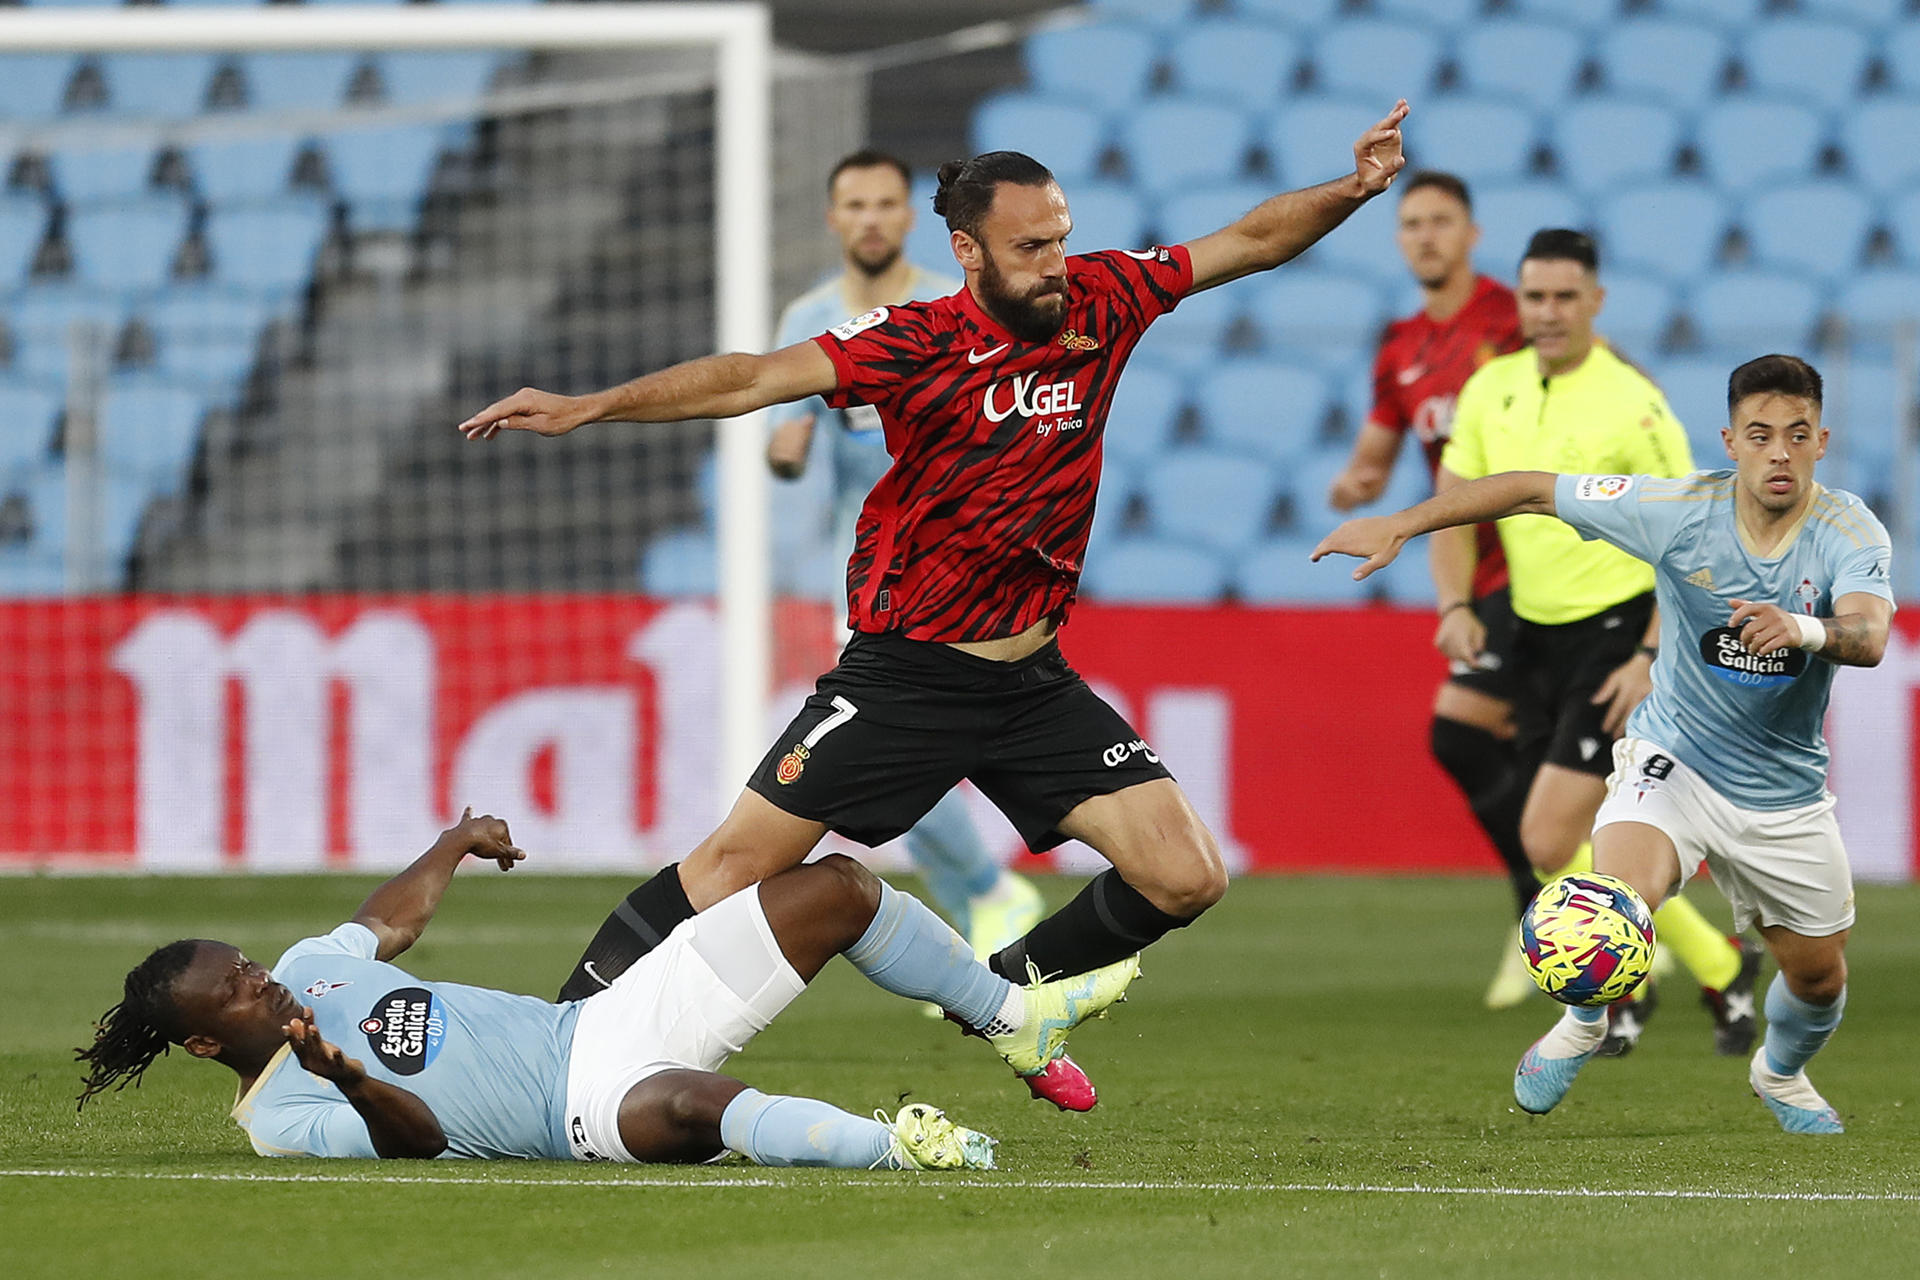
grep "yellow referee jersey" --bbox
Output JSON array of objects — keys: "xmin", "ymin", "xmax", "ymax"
[{"xmin": 1441, "ymin": 342, "xmax": 1693, "ymax": 625}]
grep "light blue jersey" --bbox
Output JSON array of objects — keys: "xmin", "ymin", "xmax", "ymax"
[
  {"xmin": 1554, "ymin": 470, "xmax": 1894, "ymax": 810},
  {"xmin": 232, "ymin": 923, "xmax": 581, "ymax": 1159}
]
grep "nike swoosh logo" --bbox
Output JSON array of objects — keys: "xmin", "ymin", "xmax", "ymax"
[
  {"xmin": 967, "ymin": 344, "xmax": 1009, "ymax": 364},
  {"xmin": 583, "ymin": 961, "xmax": 612, "ymax": 989}
]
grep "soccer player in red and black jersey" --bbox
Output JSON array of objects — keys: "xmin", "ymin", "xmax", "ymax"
[
  {"xmin": 1324, "ymin": 171, "xmax": 1537, "ymax": 1007},
  {"xmin": 460, "ymin": 102, "xmax": 1409, "ymax": 1107}
]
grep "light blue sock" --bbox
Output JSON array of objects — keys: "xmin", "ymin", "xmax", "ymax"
[
  {"xmin": 719, "ymin": 1088, "xmax": 896, "ymax": 1168},
  {"xmin": 1763, "ymin": 975, "xmax": 1846, "ymax": 1076},
  {"xmin": 844, "ymin": 880, "xmax": 1012, "ymax": 1029},
  {"xmin": 1569, "ymin": 1005, "xmax": 1606, "ymax": 1024},
  {"xmin": 904, "ymin": 788, "xmax": 999, "ymax": 933}
]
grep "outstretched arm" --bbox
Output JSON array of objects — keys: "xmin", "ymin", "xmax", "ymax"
[
  {"xmin": 459, "ymin": 339, "xmax": 840, "ymax": 440},
  {"xmin": 351, "ymin": 809, "xmax": 524, "ymax": 962},
  {"xmin": 1313, "ymin": 470, "xmax": 1558, "ymax": 580},
  {"xmin": 1184, "ymin": 100, "xmax": 1407, "ymax": 293}
]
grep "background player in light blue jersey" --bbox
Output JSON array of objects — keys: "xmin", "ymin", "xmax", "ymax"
[
  {"xmin": 765, "ymin": 149, "xmax": 1042, "ymax": 960},
  {"xmin": 1314, "ymin": 354, "xmax": 1893, "ymax": 1135},
  {"xmin": 76, "ymin": 810, "xmax": 1135, "ymax": 1167}
]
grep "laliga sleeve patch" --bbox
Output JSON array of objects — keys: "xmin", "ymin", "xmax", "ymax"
[
  {"xmin": 1575, "ymin": 475, "xmax": 1634, "ymax": 502},
  {"xmin": 829, "ymin": 307, "xmax": 889, "ymax": 341}
]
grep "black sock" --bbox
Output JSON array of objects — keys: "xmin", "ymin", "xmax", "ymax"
[
  {"xmin": 556, "ymin": 864, "xmax": 696, "ymax": 1001},
  {"xmin": 1430, "ymin": 716, "xmax": 1538, "ymax": 919},
  {"xmin": 990, "ymin": 869, "xmax": 1198, "ymax": 982}
]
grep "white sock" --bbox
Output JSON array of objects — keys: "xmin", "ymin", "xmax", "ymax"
[
  {"xmin": 978, "ymin": 984, "xmax": 1025, "ymax": 1038},
  {"xmin": 1535, "ymin": 1007, "xmax": 1608, "ymax": 1060}
]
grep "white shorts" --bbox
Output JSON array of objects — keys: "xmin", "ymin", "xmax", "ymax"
[
  {"xmin": 1593, "ymin": 737, "xmax": 1855, "ymax": 938},
  {"xmin": 561, "ymin": 885, "xmax": 805, "ymax": 1162}
]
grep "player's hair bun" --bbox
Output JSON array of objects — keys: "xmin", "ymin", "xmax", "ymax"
[{"xmin": 932, "ymin": 160, "xmax": 967, "ymax": 219}]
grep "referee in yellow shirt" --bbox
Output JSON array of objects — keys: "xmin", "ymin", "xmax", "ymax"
[{"xmin": 1439, "ymin": 229, "xmax": 1757, "ymax": 1056}]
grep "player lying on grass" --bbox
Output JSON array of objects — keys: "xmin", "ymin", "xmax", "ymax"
[
  {"xmin": 75, "ymin": 810, "xmax": 1136, "ymax": 1168},
  {"xmin": 1314, "ymin": 354, "xmax": 1891, "ymax": 1134}
]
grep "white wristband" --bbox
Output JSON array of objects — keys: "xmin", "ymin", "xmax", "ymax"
[{"xmin": 1791, "ymin": 613, "xmax": 1827, "ymax": 652}]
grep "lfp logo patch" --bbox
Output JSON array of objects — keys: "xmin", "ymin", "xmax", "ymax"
[
  {"xmin": 1575, "ymin": 475, "xmax": 1634, "ymax": 502},
  {"xmin": 359, "ymin": 987, "xmax": 446, "ymax": 1076}
]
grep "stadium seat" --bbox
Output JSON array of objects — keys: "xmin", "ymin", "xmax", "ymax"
[
  {"xmin": 239, "ymin": 52, "xmax": 358, "ymax": 112},
  {"xmin": 322, "ymin": 125, "xmax": 448, "ymax": 232},
  {"xmin": 1742, "ymin": 183, "xmax": 1876, "ymax": 281},
  {"xmin": 1883, "ymin": 187, "xmax": 1920, "ymax": 269},
  {"xmin": 1104, "ymin": 361, "xmax": 1187, "ymax": 465},
  {"xmin": 1454, "ymin": 21, "xmax": 1589, "ymax": 107},
  {"xmin": 203, "ymin": 198, "xmax": 333, "ymax": 297},
  {"xmin": 1196, "ymin": 360, "xmax": 1327, "ymax": 458},
  {"xmin": 1407, "ymin": 98, "xmax": 1536, "ymax": 187},
  {"xmin": 1550, "ymin": 99, "xmax": 1684, "ymax": 197},
  {"xmin": 1371, "ymin": 0, "xmax": 1481, "ymax": 31},
  {"xmin": 101, "ymin": 53, "xmax": 220, "ymax": 118},
  {"xmin": 1471, "ymin": 180, "xmax": 1586, "ymax": 268},
  {"xmin": 1657, "ymin": 0, "xmax": 1769, "ymax": 26},
  {"xmin": 1834, "ymin": 269, "xmax": 1920, "ymax": 347},
  {"xmin": 1596, "ymin": 20, "xmax": 1731, "ymax": 110},
  {"xmin": 1741, "ymin": 20, "xmax": 1872, "ymax": 113},
  {"xmin": 142, "ymin": 286, "xmax": 274, "ymax": 393},
  {"xmin": 1023, "ymin": 22, "xmax": 1159, "ymax": 114},
  {"xmin": 0, "ymin": 197, "xmax": 48, "ymax": 289},
  {"xmin": 1891, "ymin": 23, "xmax": 1920, "ymax": 94},
  {"xmin": 1695, "ymin": 98, "xmax": 1826, "ymax": 194},
  {"xmin": 971, "ymin": 94, "xmax": 1105, "ymax": 186},
  {"xmin": 1116, "ymin": 98, "xmax": 1255, "ymax": 197},
  {"xmin": 1235, "ymin": 0, "xmax": 1343, "ymax": 29},
  {"xmin": 1595, "ymin": 182, "xmax": 1730, "ymax": 281},
  {"xmin": 1266, "ymin": 95, "xmax": 1394, "ymax": 190},
  {"xmin": 1289, "ymin": 184, "xmax": 1402, "ymax": 287},
  {"xmin": 904, "ymin": 174, "xmax": 952, "ymax": 274},
  {"xmin": 1837, "ymin": 101, "xmax": 1920, "ymax": 196},
  {"xmin": 1236, "ymin": 535, "xmax": 1369, "ymax": 605},
  {"xmin": 1133, "ymin": 283, "xmax": 1244, "ymax": 370},
  {"xmin": 0, "ymin": 54, "xmax": 79, "ymax": 121},
  {"xmin": 64, "ymin": 198, "xmax": 191, "ymax": 291},
  {"xmin": 1497, "ymin": 0, "xmax": 1618, "ymax": 30},
  {"xmin": 1689, "ymin": 270, "xmax": 1828, "ymax": 359},
  {"xmin": 187, "ymin": 137, "xmax": 304, "ymax": 203},
  {"xmin": 1087, "ymin": 0, "xmax": 1209, "ymax": 28},
  {"xmin": 47, "ymin": 145, "xmax": 161, "ymax": 204},
  {"xmin": 372, "ymin": 52, "xmax": 501, "ymax": 106},
  {"xmin": 1598, "ymin": 273, "xmax": 1680, "ymax": 360},
  {"xmin": 1155, "ymin": 181, "xmax": 1272, "ymax": 245},
  {"xmin": 1308, "ymin": 19, "xmax": 1443, "ymax": 101},
  {"xmin": 639, "ymin": 527, "xmax": 717, "ymax": 597},
  {"xmin": 1243, "ymin": 271, "xmax": 1386, "ymax": 372},
  {"xmin": 1065, "ymin": 182, "xmax": 1149, "ymax": 253},
  {"xmin": 1650, "ymin": 356, "xmax": 1733, "ymax": 462},
  {"xmin": 1799, "ymin": 0, "xmax": 1907, "ymax": 23},
  {"xmin": 6, "ymin": 458, "xmax": 151, "ymax": 590},
  {"xmin": 0, "ymin": 378, "xmax": 62, "ymax": 474},
  {"xmin": 1371, "ymin": 536, "xmax": 1436, "ymax": 606},
  {"xmin": 99, "ymin": 377, "xmax": 207, "ymax": 496},
  {"xmin": 1140, "ymin": 448, "xmax": 1279, "ymax": 554},
  {"xmin": 1166, "ymin": 19, "xmax": 1298, "ymax": 107},
  {"xmin": 5, "ymin": 286, "xmax": 131, "ymax": 382},
  {"xmin": 1821, "ymin": 359, "xmax": 1900, "ymax": 494},
  {"xmin": 1079, "ymin": 536, "xmax": 1229, "ymax": 603}
]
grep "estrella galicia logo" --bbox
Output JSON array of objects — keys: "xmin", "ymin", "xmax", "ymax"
[
  {"xmin": 1699, "ymin": 627, "xmax": 1807, "ymax": 688},
  {"xmin": 358, "ymin": 986, "xmax": 446, "ymax": 1076}
]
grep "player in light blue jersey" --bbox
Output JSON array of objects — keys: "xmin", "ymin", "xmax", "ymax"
[
  {"xmin": 77, "ymin": 810, "xmax": 1137, "ymax": 1167},
  {"xmin": 764, "ymin": 149, "xmax": 1043, "ymax": 963},
  {"xmin": 1314, "ymin": 355, "xmax": 1893, "ymax": 1134}
]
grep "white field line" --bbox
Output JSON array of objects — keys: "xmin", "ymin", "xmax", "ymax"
[{"xmin": 2, "ymin": 1168, "xmax": 1917, "ymax": 1202}]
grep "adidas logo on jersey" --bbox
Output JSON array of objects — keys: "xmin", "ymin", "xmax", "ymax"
[{"xmin": 1686, "ymin": 568, "xmax": 1715, "ymax": 590}]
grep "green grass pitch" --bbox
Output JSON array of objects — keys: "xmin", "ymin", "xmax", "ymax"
[{"xmin": 4, "ymin": 872, "xmax": 1917, "ymax": 1279}]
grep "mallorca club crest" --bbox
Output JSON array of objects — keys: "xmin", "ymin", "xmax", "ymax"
[
  {"xmin": 775, "ymin": 744, "xmax": 810, "ymax": 785},
  {"xmin": 1793, "ymin": 578, "xmax": 1821, "ymax": 615},
  {"xmin": 1056, "ymin": 328, "xmax": 1100, "ymax": 352}
]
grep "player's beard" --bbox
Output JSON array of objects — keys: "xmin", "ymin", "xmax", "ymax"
[
  {"xmin": 850, "ymin": 240, "xmax": 901, "ymax": 279},
  {"xmin": 978, "ymin": 248, "xmax": 1068, "ymax": 344}
]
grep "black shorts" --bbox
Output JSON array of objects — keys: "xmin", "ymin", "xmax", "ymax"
[
  {"xmin": 747, "ymin": 630, "xmax": 1173, "ymax": 851},
  {"xmin": 1511, "ymin": 592, "xmax": 1655, "ymax": 779},
  {"xmin": 1446, "ymin": 586, "xmax": 1521, "ymax": 702}
]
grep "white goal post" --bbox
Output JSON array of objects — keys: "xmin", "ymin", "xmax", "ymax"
[{"xmin": 0, "ymin": 3, "xmax": 775, "ymax": 817}]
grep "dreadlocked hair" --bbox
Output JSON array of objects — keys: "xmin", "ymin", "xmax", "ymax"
[{"xmin": 76, "ymin": 940, "xmax": 203, "ymax": 1111}]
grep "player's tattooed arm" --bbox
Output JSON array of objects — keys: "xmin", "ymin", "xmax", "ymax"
[
  {"xmin": 1731, "ymin": 594, "xmax": 1890, "ymax": 667},
  {"xmin": 1313, "ymin": 470, "xmax": 1556, "ymax": 580},
  {"xmin": 351, "ymin": 809, "xmax": 525, "ymax": 961}
]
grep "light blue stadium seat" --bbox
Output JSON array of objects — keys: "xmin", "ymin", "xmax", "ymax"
[
  {"xmin": 1800, "ymin": 0, "xmax": 1907, "ymax": 23},
  {"xmin": 1471, "ymin": 180, "xmax": 1585, "ymax": 267},
  {"xmin": 1407, "ymin": 97, "xmax": 1536, "ymax": 186},
  {"xmin": 6, "ymin": 286, "xmax": 130, "ymax": 382},
  {"xmin": 0, "ymin": 197, "xmax": 48, "ymax": 288},
  {"xmin": 1550, "ymin": 98, "xmax": 1683, "ymax": 196},
  {"xmin": 1244, "ymin": 270, "xmax": 1386, "ymax": 371},
  {"xmin": 203, "ymin": 198, "xmax": 332, "ymax": 297},
  {"xmin": 1080, "ymin": 536, "xmax": 1229, "ymax": 604},
  {"xmin": 1598, "ymin": 273, "xmax": 1679, "ymax": 359},
  {"xmin": 1498, "ymin": 0, "xmax": 1619, "ymax": 30},
  {"xmin": 1104, "ymin": 361, "xmax": 1186, "ymax": 465},
  {"xmin": 1286, "ymin": 446, "xmax": 1363, "ymax": 537},
  {"xmin": 1596, "ymin": 182, "xmax": 1729, "ymax": 281},
  {"xmin": 1597, "ymin": 20, "xmax": 1730, "ymax": 110},
  {"xmin": 1689, "ymin": 270, "xmax": 1828, "ymax": 359},
  {"xmin": 1166, "ymin": 19, "xmax": 1298, "ymax": 106},
  {"xmin": 1288, "ymin": 183, "xmax": 1402, "ymax": 287},
  {"xmin": 240, "ymin": 53, "xmax": 358, "ymax": 112},
  {"xmin": 1193, "ymin": 360, "xmax": 1325, "ymax": 458},
  {"xmin": 1742, "ymin": 20, "xmax": 1872, "ymax": 112},
  {"xmin": 99, "ymin": 376, "xmax": 206, "ymax": 496},
  {"xmin": 6, "ymin": 458, "xmax": 152, "ymax": 591},
  {"xmin": 1236, "ymin": 0, "xmax": 1343, "ymax": 29},
  {"xmin": 1140, "ymin": 448, "xmax": 1279, "ymax": 554},
  {"xmin": 1742, "ymin": 182, "xmax": 1875, "ymax": 281},
  {"xmin": 1133, "ymin": 284, "xmax": 1244, "ymax": 370},
  {"xmin": 1658, "ymin": 0, "xmax": 1769, "ymax": 26},
  {"xmin": 972, "ymin": 94, "xmax": 1105, "ymax": 185},
  {"xmin": 64, "ymin": 198, "xmax": 190, "ymax": 291},
  {"xmin": 1266, "ymin": 94, "xmax": 1393, "ymax": 189},
  {"xmin": 1372, "ymin": 0, "xmax": 1481, "ymax": 30},
  {"xmin": 1023, "ymin": 22, "xmax": 1158, "ymax": 114},
  {"xmin": 1066, "ymin": 182, "xmax": 1149, "ymax": 253},
  {"xmin": 1696, "ymin": 98, "xmax": 1825, "ymax": 194},
  {"xmin": 323, "ymin": 125, "xmax": 448, "ymax": 232},
  {"xmin": 1371, "ymin": 535, "xmax": 1436, "ymax": 606},
  {"xmin": 102, "ymin": 53, "xmax": 219, "ymax": 118},
  {"xmin": 1116, "ymin": 98, "xmax": 1254, "ymax": 197},
  {"xmin": 1310, "ymin": 19, "xmax": 1444, "ymax": 101},
  {"xmin": 0, "ymin": 378, "xmax": 62, "ymax": 473},
  {"xmin": 188, "ymin": 137, "xmax": 303, "ymax": 203},
  {"xmin": 1821, "ymin": 359, "xmax": 1899, "ymax": 493},
  {"xmin": 373, "ymin": 52, "xmax": 501, "ymax": 106},
  {"xmin": 47, "ymin": 145, "xmax": 160, "ymax": 204},
  {"xmin": 1454, "ymin": 21, "xmax": 1589, "ymax": 107},
  {"xmin": 0, "ymin": 54, "xmax": 79, "ymax": 121},
  {"xmin": 1088, "ymin": 0, "xmax": 1208, "ymax": 25},
  {"xmin": 142, "ymin": 286, "xmax": 274, "ymax": 394},
  {"xmin": 904, "ymin": 175, "xmax": 952, "ymax": 274},
  {"xmin": 1891, "ymin": 23, "xmax": 1920, "ymax": 94},
  {"xmin": 1834, "ymin": 269, "xmax": 1920, "ymax": 346},
  {"xmin": 1836, "ymin": 100, "xmax": 1920, "ymax": 196},
  {"xmin": 639, "ymin": 527, "xmax": 716, "ymax": 597},
  {"xmin": 1236, "ymin": 535, "xmax": 1369, "ymax": 605},
  {"xmin": 1650, "ymin": 356, "xmax": 1732, "ymax": 462},
  {"xmin": 1155, "ymin": 181, "xmax": 1271, "ymax": 245}
]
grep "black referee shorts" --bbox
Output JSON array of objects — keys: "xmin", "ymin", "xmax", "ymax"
[
  {"xmin": 747, "ymin": 630, "xmax": 1173, "ymax": 851},
  {"xmin": 1445, "ymin": 586, "xmax": 1522, "ymax": 703},
  {"xmin": 1511, "ymin": 592, "xmax": 1655, "ymax": 779}
]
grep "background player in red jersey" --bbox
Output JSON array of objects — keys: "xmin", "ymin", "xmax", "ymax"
[
  {"xmin": 457, "ymin": 102, "xmax": 1409, "ymax": 1108},
  {"xmin": 1325, "ymin": 172, "xmax": 1536, "ymax": 1008}
]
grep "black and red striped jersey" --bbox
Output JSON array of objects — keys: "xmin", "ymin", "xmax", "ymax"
[{"xmin": 811, "ymin": 244, "xmax": 1193, "ymax": 642}]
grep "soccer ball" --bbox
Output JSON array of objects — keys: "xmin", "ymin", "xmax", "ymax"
[{"xmin": 1520, "ymin": 873, "xmax": 1655, "ymax": 1007}]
